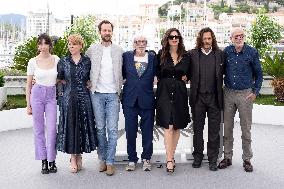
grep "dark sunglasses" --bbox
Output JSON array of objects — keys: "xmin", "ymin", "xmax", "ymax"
[{"xmin": 168, "ymin": 35, "xmax": 181, "ymax": 40}]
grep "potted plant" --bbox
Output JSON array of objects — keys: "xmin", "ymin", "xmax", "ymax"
[
  {"xmin": 261, "ymin": 51, "xmax": 284, "ymax": 102},
  {"xmin": 0, "ymin": 71, "xmax": 7, "ymax": 108}
]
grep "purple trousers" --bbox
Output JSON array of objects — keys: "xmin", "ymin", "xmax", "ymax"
[{"xmin": 30, "ymin": 84, "xmax": 57, "ymax": 161}]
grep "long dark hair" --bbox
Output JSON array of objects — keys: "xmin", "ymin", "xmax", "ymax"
[
  {"xmin": 195, "ymin": 27, "xmax": 219, "ymax": 50},
  {"xmin": 160, "ymin": 28, "xmax": 186, "ymax": 65},
  {"xmin": 37, "ymin": 33, "xmax": 52, "ymax": 54}
]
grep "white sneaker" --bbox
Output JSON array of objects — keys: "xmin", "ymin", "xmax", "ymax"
[
  {"xmin": 125, "ymin": 162, "xmax": 136, "ymax": 171},
  {"xmin": 142, "ymin": 159, "xmax": 151, "ymax": 171}
]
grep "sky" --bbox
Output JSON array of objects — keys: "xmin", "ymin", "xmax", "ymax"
[{"xmin": 0, "ymin": 0, "xmax": 169, "ymax": 18}]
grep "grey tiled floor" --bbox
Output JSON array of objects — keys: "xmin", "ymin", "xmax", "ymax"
[{"xmin": 1, "ymin": 123, "xmax": 284, "ymax": 189}]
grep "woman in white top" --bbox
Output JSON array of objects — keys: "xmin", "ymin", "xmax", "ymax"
[{"xmin": 26, "ymin": 34, "xmax": 59, "ymax": 174}]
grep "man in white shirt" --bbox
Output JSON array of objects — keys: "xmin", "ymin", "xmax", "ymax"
[{"xmin": 86, "ymin": 20, "xmax": 123, "ymax": 176}]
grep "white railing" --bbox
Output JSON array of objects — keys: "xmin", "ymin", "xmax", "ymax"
[{"xmin": 0, "ymin": 54, "xmax": 14, "ymax": 68}]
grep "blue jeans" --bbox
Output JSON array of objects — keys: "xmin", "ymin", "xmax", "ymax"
[{"xmin": 91, "ymin": 92, "xmax": 120, "ymax": 165}]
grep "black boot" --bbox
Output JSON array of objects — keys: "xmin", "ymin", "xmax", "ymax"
[
  {"xmin": 41, "ymin": 160, "xmax": 49, "ymax": 174},
  {"xmin": 49, "ymin": 161, "xmax": 57, "ymax": 173},
  {"xmin": 192, "ymin": 158, "xmax": 202, "ymax": 168},
  {"xmin": 209, "ymin": 162, "xmax": 218, "ymax": 171}
]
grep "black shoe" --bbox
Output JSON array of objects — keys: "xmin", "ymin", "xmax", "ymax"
[
  {"xmin": 243, "ymin": 160, "xmax": 253, "ymax": 172},
  {"xmin": 209, "ymin": 162, "xmax": 218, "ymax": 171},
  {"xmin": 49, "ymin": 161, "xmax": 57, "ymax": 173},
  {"xmin": 172, "ymin": 158, "xmax": 176, "ymax": 169},
  {"xmin": 41, "ymin": 160, "xmax": 49, "ymax": 174},
  {"xmin": 192, "ymin": 159, "xmax": 202, "ymax": 168},
  {"xmin": 218, "ymin": 158, "xmax": 232, "ymax": 169}
]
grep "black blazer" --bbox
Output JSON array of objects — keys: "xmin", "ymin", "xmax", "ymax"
[{"xmin": 188, "ymin": 49, "xmax": 224, "ymax": 109}]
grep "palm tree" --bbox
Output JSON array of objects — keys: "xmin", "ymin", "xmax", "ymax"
[{"xmin": 262, "ymin": 51, "xmax": 284, "ymax": 102}]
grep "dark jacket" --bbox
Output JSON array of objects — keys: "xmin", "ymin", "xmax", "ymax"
[
  {"xmin": 224, "ymin": 44, "xmax": 263, "ymax": 95},
  {"xmin": 156, "ymin": 52, "xmax": 191, "ymax": 129},
  {"xmin": 188, "ymin": 49, "xmax": 224, "ymax": 109},
  {"xmin": 122, "ymin": 50, "xmax": 158, "ymax": 109}
]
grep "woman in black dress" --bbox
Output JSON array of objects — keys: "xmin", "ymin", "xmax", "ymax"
[
  {"xmin": 56, "ymin": 34, "xmax": 97, "ymax": 173},
  {"xmin": 156, "ymin": 28, "xmax": 190, "ymax": 173}
]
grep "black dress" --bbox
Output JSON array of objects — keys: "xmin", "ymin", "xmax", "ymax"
[
  {"xmin": 156, "ymin": 52, "xmax": 191, "ymax": 129},
  {"xmin": 56, "ymin": 55, "xmax": 97, "ymax": 154}
]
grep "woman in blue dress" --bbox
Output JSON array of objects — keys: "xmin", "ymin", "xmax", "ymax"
[{"xmin": 56, "ymin": 34, "xmax": 97, "ymax": 173}]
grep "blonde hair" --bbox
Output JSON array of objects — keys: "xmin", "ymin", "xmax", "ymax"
[{"xmin": 68, "ymin": 34, "xmax": 84, "ymax": 48}]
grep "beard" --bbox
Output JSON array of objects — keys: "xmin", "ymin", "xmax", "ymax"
[
  {"xmin": 203, "ymin": 43, "xmax": 212, "ymax": 47},
  {"xmin": 101, "ymin": 35, "xmax": 112, "ymax": 42}
]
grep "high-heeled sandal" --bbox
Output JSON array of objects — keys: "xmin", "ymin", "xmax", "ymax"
[
  {"xmin": 76, "ymin": 154, "xmax": 82, "ymax": 171},
  {"xmin": 172, "ymin": 158, "xmax": 176, "ymax": 168},
  {"xmin": 166, "ymin": 161, "xmax": 174, "ymax": 173},
  {"xmin": 70, "ymin": 157, "xmax": 78, "ymax": 173}
]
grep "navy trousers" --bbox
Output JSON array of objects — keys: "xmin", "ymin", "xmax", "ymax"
[{"xmin": 123, "ymin": 100, "xmax": 154, "ymax": 163}]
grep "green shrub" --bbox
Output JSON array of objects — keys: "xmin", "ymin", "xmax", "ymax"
[
  {"xmin": 52, "ymin": 37, "xmax": 68, "ymax": 58},
  {"xmin": 0, "ymin": 68, "xmax": 25, "ymax": 76},
  {"xmin": 255, "ymin": 95, "xmax": 284, "ymax": 106},
  {"xmin": 66, "ymin": 15, "xmax": 99, "ymax": 53},
  {"xmin": 249, "ymin": 12, "xmax": 282, "ymax": 58},
  {"xmin": 262, "ymin": 51, "xmax": 284, "ymax": 78},
  {"xmin": 12, "ymin": 15, "xmax": 99, "ymax": 72},
  {"xmin": 13, "ymin": 37, "xmax": 37, "ymax": 72},
  {"xmin": 0, "ymin": 95, "xmax": 26, "ymax": 111},
  {"xmin": 262, "ymin": 51, "xmax": 284, "ymax": 102},
  {"xmin": 0, "ymin": 71, "xmax": 5, "ymax": 87}
]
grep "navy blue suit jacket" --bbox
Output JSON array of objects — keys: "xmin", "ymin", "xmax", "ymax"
[{"xmin": 122, "ymin": 50, "xmax": 158, "ymax": 109}]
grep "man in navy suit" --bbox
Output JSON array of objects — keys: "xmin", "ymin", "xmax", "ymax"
[{"xmin": 122, "ymin": 35, "xmax": 158, "ymax": 171}]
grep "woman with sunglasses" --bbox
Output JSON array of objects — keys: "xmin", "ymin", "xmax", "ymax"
[{"xmin": 156, "ymin": 28, "xmax": 191, "ymax": 173}]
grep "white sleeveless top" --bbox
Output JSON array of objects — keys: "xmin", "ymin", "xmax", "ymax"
[{"xmin": 27, "ymin": 55, "xmax": 60, "ymax": 87}]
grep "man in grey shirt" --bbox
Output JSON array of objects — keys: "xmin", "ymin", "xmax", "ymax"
[{"xmin": 86, "ymin": 20, "xmax": 123, "ymax": 176}]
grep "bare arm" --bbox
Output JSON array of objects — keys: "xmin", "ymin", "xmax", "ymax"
[{"xmin": 25, "ymin": 75, "xmax": 33, "ymax": 115}]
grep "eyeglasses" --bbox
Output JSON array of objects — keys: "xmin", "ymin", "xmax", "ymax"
[
  {"xmin": 134, "ymin": 40, "xmax": 147, "ymax": 45},
  {"xmin": 168, "ymin": 35, "xmax": 181, "ymax": 40},
  {"xmin": 234, "ymin": 34, "xmax": 245, "ymax": 40}
]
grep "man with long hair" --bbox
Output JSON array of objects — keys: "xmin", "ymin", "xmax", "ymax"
[{"xmin": 189, "ymin": 27, "xmax": 224, "ymax": 171}]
